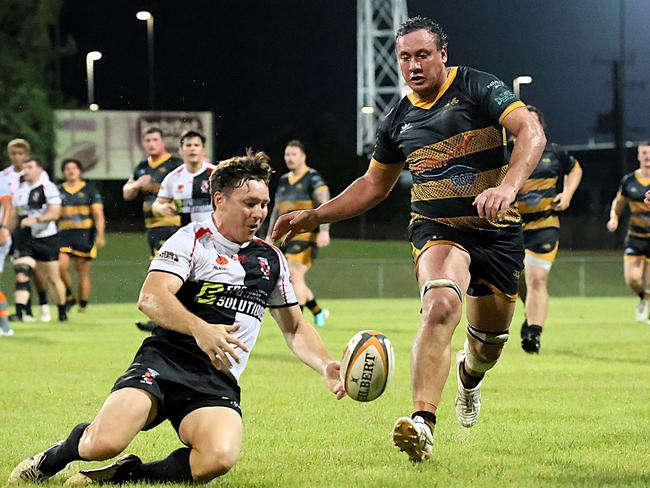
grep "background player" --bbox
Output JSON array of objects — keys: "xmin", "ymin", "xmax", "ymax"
[
  {"xmin": 266, "ymin": 140, "xmax": 331, "ymax": 326},
  {"xmin": 11, "ymin": 158, "xmax": 67, "ymax": 322},
  {"xmin": 273, "ymin": 16, "xmax": 545, "ymax": 461},
  {"xmin": 123, "ymin": 127, "xmax": 182, "ymax": 331},
  {"xmin": 0, "ymin": 172, "xmax": 14, "ymax": 336},
  {"xmin": 607, "ymin": 141, "xmax": 650, "ymax": 323},
  {"xmin": 58, "ymin": 159, "xmax": 106, "ymax": 313},
  {"xmin": 515, "ymin": 106, "xmax": 583, "ymax": 353},
  {"xmin": 152, "ymin": 131, "xmax": 215, "ymax": 226},
  {"xmin": 9, "ymin": 150, "xmax": 344, "ymax": 485}
]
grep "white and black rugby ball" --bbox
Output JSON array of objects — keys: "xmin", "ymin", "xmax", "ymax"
[{"xmin": 340, "ymin": 330, "xmax": 395, "ymax": 402}]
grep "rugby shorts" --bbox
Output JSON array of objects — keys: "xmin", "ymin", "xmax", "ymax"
[
  {"xmin": 624, "ymin": 234, "xmax": 650, "ymax": 260},
  {"xmin": 112, "ymin": 336, "xmax": 242, "ymax": 435},
  {"xmin": 281, "ymin": 237, "xmax": 318, "ymax": 269},
  {"xmin": 59, "ymin": 229, "xmax": 97, "ymax": 259},
  {"xmin": 523, "ymin": 227, "xmax": 560, "ymax": 270},
  {"xmin": 409, "ymin": 219, "xmax": 524, "ymax": 302}
]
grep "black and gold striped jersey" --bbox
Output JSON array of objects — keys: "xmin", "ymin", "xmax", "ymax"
[
  {"xmin": 58, "ymin": 180, "xmax": 103, "ymax": 231},
  {"xmin": 274, "ymin": 168, "xmax": 328, "ymax": 243},
  {"xmin": 372, "ymin": 66, "xmax": 525, "ymax": 233},
  {"xmin": 515, "ymin": 143, "xmax": 580, "ymax": 230},
  {"xmin": 618, "ymin": 170, "xmax": 650, "ymax": 238},
  {"xmin": 132, "ymin": 153, "xmax": 182, "ymax": 229}
]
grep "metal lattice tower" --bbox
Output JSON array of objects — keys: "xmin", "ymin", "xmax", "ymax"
[{"xmin": 357, "ymin": 0, "xmax": 408, "ymax": 156}]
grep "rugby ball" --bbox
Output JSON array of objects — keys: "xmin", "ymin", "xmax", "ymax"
[{"xmin": 340, "ymin": 330, "xmax": 394, "ymax": 402}]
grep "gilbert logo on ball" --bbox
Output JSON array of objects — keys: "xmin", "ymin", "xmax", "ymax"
[{"xmin": 340, "ymin": 330, "xmax": 394, "ymax": 402}]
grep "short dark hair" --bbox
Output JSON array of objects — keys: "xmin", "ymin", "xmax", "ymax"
[
  {"xmin": 180, "ymin": 130, "xmax": 206, "ymax": 147},
  {"xmin": 210, "ymin": 149, "xmax": 274, "ymax": 205},
  {"xmin": 396, "ymin": 16, "xmax": 447, "ymax": 50},
  {"xmin": 286, "ymin": 139, "xmax": 306, "ymax": 154},
  {"xmin": 61, "ymin": 158, "xmax": 83, "ymax": 173},
  {"xmin": 526, "ymin": 105, "xmax": 547, "ymax": 128},
  {"xmin": 26, "ymin": 157, "xmax": 43, "ymax": 168},
  {"xmin": 638, "ymin": 140, "xmax": 650, "ymax": 147},
  {"xmin": 142, "ymin": 126, "xmax": 164, "ymax": 139}
]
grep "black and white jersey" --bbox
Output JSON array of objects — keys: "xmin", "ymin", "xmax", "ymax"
[
  {"xmin": 158, "ymin": 162, "xmax": 216, "ymax": 226},
  {"xmin": 148, "ymin": 218, "xmax": 298, "ymax": 382},
  {"xmin": 1, "ymin": 166, "xmax": 50, "ymax": 196},
  {"xmin": 13, "ymin": 179, "xmax": 61, "ymax": 238}
]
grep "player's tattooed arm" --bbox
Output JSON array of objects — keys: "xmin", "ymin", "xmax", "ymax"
[
  {"xmin": 270, "ymin": 305, "xmax": 345, "ymax": 399},
  {"xmin": 139, "ymin": 271, "xmax": 249, "ymax": 370},
  {"xmin": 607, "ymin": 192, "xmax": 626, "ymax": 232}
]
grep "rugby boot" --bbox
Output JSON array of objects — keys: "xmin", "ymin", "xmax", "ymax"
[
  {"xmin": 521, "ymin": 325, "xmax": 542, "ymax": 354},
  {"xmin": 392, "ymin": 415, "xmax": 433, "ymax": 462},
  {"xmin": 64, "ymin": 454, "xmax": 142, "ymax": 485},
  {"xmin": 455, "ymin": 350, "xmax": 482, "ymax": 427},
  {"xmin": 8, "ymin": 440, "xmax": 64, "ymax": 483}
]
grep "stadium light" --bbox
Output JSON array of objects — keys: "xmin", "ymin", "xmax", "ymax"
[
  {"xmin": 136, "ymin": 10, "xmax": 155, "ymax": 109},
  {"xmin": 513, "ymin": 75, "xmax": 533, "ymax": 99},
  {"xmin": 361, "ymin": 106, "xmax": 375, "ymax": 114},
  {"xmin": 86, "ymin": 51, "xmax": 103, "ymax": 109},
  {"xmin": 89, "ymin": 103, "xmax": 99, "ymax": 111}
]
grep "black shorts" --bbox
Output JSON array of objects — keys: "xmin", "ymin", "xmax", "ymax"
[
  {"xmin": 112, "ymin": 336, "xmax": 242, "ymax": 434},
  {"xmin": 147, "ymin": 226, "xmax": 179, "ymax": 258},
  {"xmin": 523, "ymin": 227, "xmax": 559, "ymax": 263},
  {"xmin": 14, "ymin": 233, "xmax": 60, "ymax": 262},
  {"xmin": 281, "ymin": 239, "xmax": 318, "ymax": 269},
  {"xmin": 59, "ymin": 229, "xmax": 97, "ymax": 259},
  {"xmin": 409, "ymin": 219, "xmax": 524, "ymax": 301},
  {"xmin": 624, "ymin": 235, "xmax": 650, "ymax": 259}
]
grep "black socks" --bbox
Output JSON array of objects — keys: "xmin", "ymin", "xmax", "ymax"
[{"xmin": 39, "ymin": 422, "xmax": 90, "ymax": 477}]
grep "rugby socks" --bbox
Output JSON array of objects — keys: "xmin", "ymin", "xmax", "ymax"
[
  {"xmin": 39, "ymin": 422, "xmax": 90, "ymax": 476},
  {"xmin": 459, "ymin": 360, "xmax": 484, "ymax": 389},
  {"xmin": 527, "ymin": 324, "xmax": 543, "ymax": 336},
  {"xmin": 412, "ymin": 410, "xmax": 436, "ymax": 433},
  {"xmin": 80, "ymin": 300, "xmax": 88, "ymax": 309},
  {"xmin": 0, "ymin": 292, "xmax": 9, "ymax": 332},
  {"xmin": 15, "ymin": 303, "xmax": 26, "ymax": 320},
  {"xmin": 38, "ymin": 291, "xmax": 48, "ymax": 306},
  {"xmin": 130, "ymin": 447, "xmax": 193, "ymax": 482},
  {"xmin": 58, "ymin": 305, "xmax": 68, "ymax": 322},
  {"xmin": 25, "ymin": 298, "xmax": 33, "ymax": 317},
  {"xmin": 305, "ymin": 298, "xmax": 322, "ymax": 316}
]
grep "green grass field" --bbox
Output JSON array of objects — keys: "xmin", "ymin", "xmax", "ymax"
[{"xmin": 2, "ymin": 297, "xmax": 649, "ymax": 487}]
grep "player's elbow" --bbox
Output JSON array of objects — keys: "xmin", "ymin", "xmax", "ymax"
[{"xmin": 137, "ymin": 290, "xmax": 157, "ymax": 317}]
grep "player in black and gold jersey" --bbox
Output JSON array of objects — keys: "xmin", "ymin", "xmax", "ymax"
[
  {"xmin": 123, "ymin": 127, "xmax": 182, "ymax": 332},
  {"xmin": 122, "ymin": 127, "xmax": 182, "ymax": 257},
  {"xmin": 58, "ymin": 159, "xmax": 105, "ymax": 312},
  {"xmin": 514, "ymin": 106, "xmax": 583, "ymax": 353},
  {"xmin": 266, "ymin": 140, "xmax": 331, "ymax": 326},
  {"xmin": 607, "ymin": 141, "xmax": 650, "ymax": 323},
  {"xmin": 273, "ymin": 16, "xmax": 545, "ymax": 460}
]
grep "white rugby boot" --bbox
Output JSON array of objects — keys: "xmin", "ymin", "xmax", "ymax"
[
  {"xmin": 392, "ymin": 415, "xmax": 433, "ymax": 462},
  {"xmin": 40, "ymin": 304, "xmax": 52, "ymax": 323},
  {"xmin": 8, "ymin": 441, "xmax": 63, "ymax": 483},
  {"xmin": 455, "ymin": 349, "xmax": 482, "ymax": 428},
  {"xmin": 635, "ymin": 299, "xmax": 649, "ymax": 322}
]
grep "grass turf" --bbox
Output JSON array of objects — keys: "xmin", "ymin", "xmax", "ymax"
[{"xmin": 1, "ymin": 297, "xmax": 649, "ymax": 486}]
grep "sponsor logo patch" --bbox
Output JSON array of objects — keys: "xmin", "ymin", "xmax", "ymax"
[
  {"xmin": 157, "ymin": 250, "xmax": 179, "ymax": 262},
  {"xmin": 140, "ymin": 368, "xmax": 159, "ymax": 385}
]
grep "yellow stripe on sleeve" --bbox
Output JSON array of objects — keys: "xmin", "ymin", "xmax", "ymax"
[{"xmin": 499, "ymin": 101, "xmax": 526, "ymax": 125}]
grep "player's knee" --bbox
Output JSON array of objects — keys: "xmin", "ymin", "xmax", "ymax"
[
  {"xmin": 78, "ymin": 427, "xmax": 128, "ymax": 461},
  {"xmin": 465, "ymin": 325, "xmax": 510, "ymax": 368},
  {"xmin": 526, "ymin": 272, "xmax": 547, "ymax": 290},
  {"xmin": 422, "ymin": 293, "xmax": 461, "ymax": 327},
  {"xmin": 191, "ymin": 446, "xmax": 238, "ymax": 482},
  {"xmin": 14, "ymin": 264, "xmax": 33, "ymax": 282}
]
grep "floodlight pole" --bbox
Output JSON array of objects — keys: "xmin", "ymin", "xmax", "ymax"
[{"xmin": 86, "ymin": 51, "xmax": 102, "ymax": 109}]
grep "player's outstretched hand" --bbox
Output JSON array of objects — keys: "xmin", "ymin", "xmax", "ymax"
[
  {"xmin": 324, "ymin": 361, "xmax": 345, "ymax": 400},
  {"xmin": 192, "ymin": 322, "xmax": 250, "ymax": 371},
  {"xmin": 271, "ymin": 210, "xmax": 321, "ymax": 244},
  {"xmin": 473, "ymin": 184, "xmax": 517, "ymax": 222}
]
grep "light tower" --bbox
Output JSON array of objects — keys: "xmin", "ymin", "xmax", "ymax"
[{"xmin": 356, "ymin": 0, "xmax": 408, "ymax": 156}]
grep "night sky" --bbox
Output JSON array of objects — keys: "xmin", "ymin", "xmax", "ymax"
[{"xmin": 58, "ymin": 0, "xmax": 650, "ymax": 166}]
